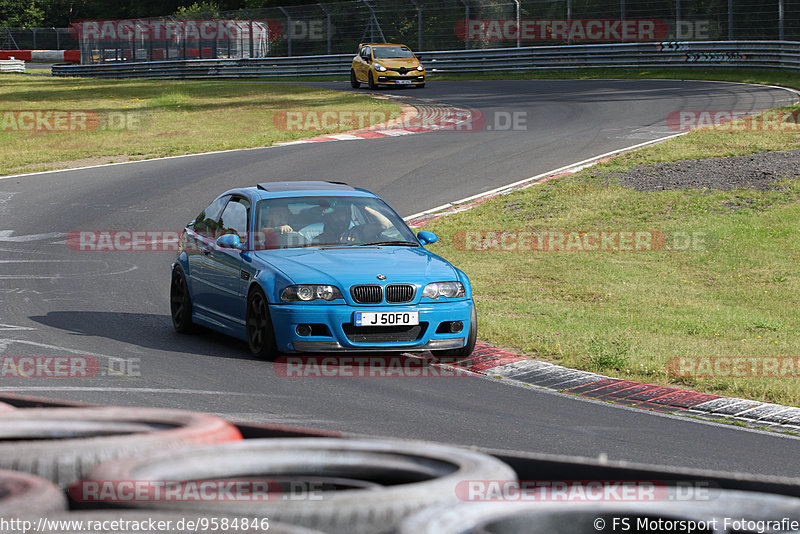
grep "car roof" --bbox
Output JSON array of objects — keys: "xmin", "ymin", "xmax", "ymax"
[
  {"xmin": 257, "ymin": 181, "xmax": 355, "ymax": 192},
  {"xmin": 359, "ymin": 43, "xmax": 411, "ymax": 49},
  {"xmin": 224, "ymin": 181, "xmax": 375, "ymax": 200}
]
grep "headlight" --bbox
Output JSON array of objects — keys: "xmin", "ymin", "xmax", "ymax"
[
  {"xmin": 281, "ymin": 285, "xmax": 343, "ymax": 302},
  {"xmin": 422, "ymin": 282, "xmax": 465, "ymax": 299},
  {"xmin": 373, "ymin": 63, "xmax": 387, "ymax": 72},
  {"xmin": 416, "ymin": 65, "xmax": 424, "ymax": 71}
]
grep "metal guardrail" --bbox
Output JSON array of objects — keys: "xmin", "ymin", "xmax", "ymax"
[
  {"xmin": 52, "ymin": 40, "xmax": 800, "ymax": 78},
  {"xmin": 0, "ymin": 58, "xmax": 25, "ymax": 73}
]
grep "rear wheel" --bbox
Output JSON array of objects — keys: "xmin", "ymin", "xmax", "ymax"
[
  {"xmin": 368, "ymin": 71, "xmax": 378, "ymax": 90},
  {"xmin": 170, "ymin": 266, "xmax": 193, "ymax": 334},
  {"xmin": 350, "ymin": 69, "xmax": 360, "ymax": 88},
  {"xmin": 247, "ymin": 287, "xmax": 278, "ymax": 360},
  {"xmin": 432, "ymin": 304, "xmax": 476, "ymax": 359}
]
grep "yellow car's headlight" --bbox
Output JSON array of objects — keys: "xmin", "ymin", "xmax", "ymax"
[{"xmin": 373, "ymin": 63, "xmax": 387, "ymax": 72}]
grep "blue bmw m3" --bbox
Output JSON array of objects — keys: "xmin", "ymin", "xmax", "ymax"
[{"xmin": 170, "ymin": 181, "xmax": 476, "ymax": 359}]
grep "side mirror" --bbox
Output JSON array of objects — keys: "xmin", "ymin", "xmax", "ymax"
[
  {"xmin": 417, "ymin": 231, "xmax": 438, "ymax": 245},
  {"xmin": 217, "ymin": 233, "xmax": 244, "ymax": 250}
]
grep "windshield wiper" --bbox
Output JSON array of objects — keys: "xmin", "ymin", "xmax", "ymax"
[{"xmin": 358, "ymin": 241, "xmax": 420, "ymax": 247}]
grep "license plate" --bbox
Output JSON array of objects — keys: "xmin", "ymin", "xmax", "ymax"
[
  {"xmin": 395, "ymin": 80, "xmax": 412, "ymax": 85},
  {"xmin": 355, "ymin": 311, "xmax": 419, "ymax": 326}
]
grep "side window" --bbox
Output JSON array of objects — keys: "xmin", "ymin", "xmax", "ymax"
[
  {"xmin": 192, "ymin": 196, "xmax": 228, "ymax": 236},
  {"xmin": 218, "ymin": 197, "xmax": 250, "ymax": 242},
  {"xmin": 361, "ymin": 46, "xmax": 370, "ymax": 60}
]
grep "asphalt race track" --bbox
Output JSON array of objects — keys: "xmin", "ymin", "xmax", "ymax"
[{"xmin": 1, "ymin": 80, "xmax": 798, "ymax": 477}]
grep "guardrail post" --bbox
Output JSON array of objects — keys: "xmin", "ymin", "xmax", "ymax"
[
  {"xmin": 566, "ymin": 0, "xmax": 572, "ymax": 44},
  {"xmin": 620, "ymin": 0, "xmax": 625, "ymax": 19},
  {"xmin": 317, "ymin": 3, "xmax": 332, "ymax": 55},
  {"xmin": 278, "ymin": 7, "xmax": 292, "ymax": 56},
  {"xmin": 728, "ymin": 0, "xmax": 733, "ymax": 40},
  {"xmin": 675, "ymin": 0, "xmax": 680, "ymax": 39},
  {"xmin": 778, "ymin": 0, "xmax": 785, "ymax": 40},
  {"xmin": 418, "ymin": 4, "xmax": 422, "ymax": 51},
  {"xmin": 459, "ymin": 0, "xmax": 469, "ymax": 50},
  {"xmin": 409, "ymin": 0, "xmax": 422, "ymax": 52},
  {"xmin": 514, "ymin": 0, "xmax": 520, "ymax": 48}
]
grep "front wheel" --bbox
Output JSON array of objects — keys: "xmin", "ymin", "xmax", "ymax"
[
  {"xmin": 170, "ymin": 266, "xmax": 194, "ymax": 334},
  {"xmin": 432, "ymin": 304, "xmax": 477, "ymax": 359},
  {"xmin": 416, "ymin": 83, "xmax": 425, "ymax": 88},
  {"xmin": 350, "ymin": 69, "xmax": 361, "ymax": 89},
  {"xmin": 368, "ymin": 71, "xmax": 378, "ymax": 90},
  {"xmin": 246, "ymin": 287, "xmax": 278, "ymax": 360}
]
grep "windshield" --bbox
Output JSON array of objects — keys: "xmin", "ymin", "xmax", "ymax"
[
  {"xmin": 254, "ymin": 196, "xmax": 419, "ymax": 249},
  {"xmin": 372, "ymin": 46, "xmax": 415, "ymax": 59}
]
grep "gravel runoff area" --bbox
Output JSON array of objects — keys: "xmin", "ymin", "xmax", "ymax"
[{"xmin": 613, "ymin": 149, "xmax": 800, "ymax": 191}]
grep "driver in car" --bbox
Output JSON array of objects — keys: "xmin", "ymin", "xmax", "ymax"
[
  {"xmin": 257, "ymin": 206, "xmax": 294, "ymax": 250},
  {"xmin": 314, "ymin": 205, "xmax": 352, "ymax": 244}
]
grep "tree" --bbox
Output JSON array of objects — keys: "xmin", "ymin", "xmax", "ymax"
[
  {"xmin": 0, "ymin": 0, "xmax": 45, "ymax": 27},
  {"xmin": 174, "ymin": 1, "xmax": 219, "ymax": 18}
]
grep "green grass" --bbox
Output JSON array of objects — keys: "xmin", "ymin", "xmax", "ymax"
[
  {"xmin": 422, "ymin": 135, "xmax": 800, "ymax": 406},
  {"xmin": 0, "ymin": 76, "xmax": 401, "ymax": 176}
]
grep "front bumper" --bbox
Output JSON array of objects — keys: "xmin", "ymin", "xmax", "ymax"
[
  {"xmin": 376, "ymin": 73, "xmax": 425, "ymax": 85},
  {"xmin": 269, "ymin": 300, "xmax": 472, "ymax": 353}
]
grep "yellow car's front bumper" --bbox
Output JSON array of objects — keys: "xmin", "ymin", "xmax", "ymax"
[{"xmin": 373, "ymin": 71, "xmax": 426, "ymax": 86}]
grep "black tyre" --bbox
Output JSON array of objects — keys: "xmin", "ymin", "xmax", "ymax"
[
  {"xmin": 350, "ymin": 69, "xmax": 360, "ymax": 89},
  {"xmin": 84, "ymin": 438, "xmax": 517, "ymax": 534},
  {"xmin": 432, "ymin": 303, "xmax": 477, "ymax": 358},
  {"xmin": 368, "ymin": 71, "xmax": 377, "ymax": 90},
  {"xmin": 416, "ymin": 83, "xmax": 425, "ymax": 88},
  {"xmin": 246, "ymin": 286, "xmax": 278, "ymax": 360},
  {"xmin": 170, "ymin": 266, "xmax": 193, "ymax": 333},
  {"xmin": 0, "ymin": 407, "xmax": 242, "ymax": 487},
  {"xmin": 0, "ymin": 469, "xmax": 66, "ymax": 516}
]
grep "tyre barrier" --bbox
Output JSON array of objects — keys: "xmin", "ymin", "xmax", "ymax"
[
  {"xmin": 18, "ymin": 511, "xmax": 326, "ymax": 534},
  {"xmin": 0, "ymin": 469, "xmax": 67, "ymax": 516},
  {"xmin": 0, "ymin": 407, "xmax": 242, "ymax": 487},
  {"xmin": 79, "ymin": 438, "xmax": 518, "ymax": 534},
  {"xmin": 396, "ymin": 489, "xmax": 800, "ymax": 534}
]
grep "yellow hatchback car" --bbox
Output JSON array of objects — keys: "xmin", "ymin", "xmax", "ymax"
[{"xmin": 351, "ymin": 43, "xmax": 426, "ymax": 89}]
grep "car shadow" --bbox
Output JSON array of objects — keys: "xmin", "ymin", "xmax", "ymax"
[{"xmin": 28, "ymin": 310, "xmax": 257, "ymax": 361}]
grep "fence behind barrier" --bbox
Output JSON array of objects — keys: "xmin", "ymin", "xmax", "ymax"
[{"xmin": 51, "ymin": 40, "xmax": 800, "ymax": 78}]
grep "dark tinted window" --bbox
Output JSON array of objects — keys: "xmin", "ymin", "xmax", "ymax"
[
  {"xmin": 192, "ymin": 196, "xmax": 228, "ymax": 234},
  {"xmin": 218, "ymin": 197, "xmax": 250, "ymax": 241}
]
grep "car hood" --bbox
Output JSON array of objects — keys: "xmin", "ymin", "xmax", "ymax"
[
  {"xmin": 253, "ymin": 246, "xmax": 457, "ymax": 286},
  {"xmin": 377, "ymin": 58, "xmax": 420, "ymax": 68}
]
